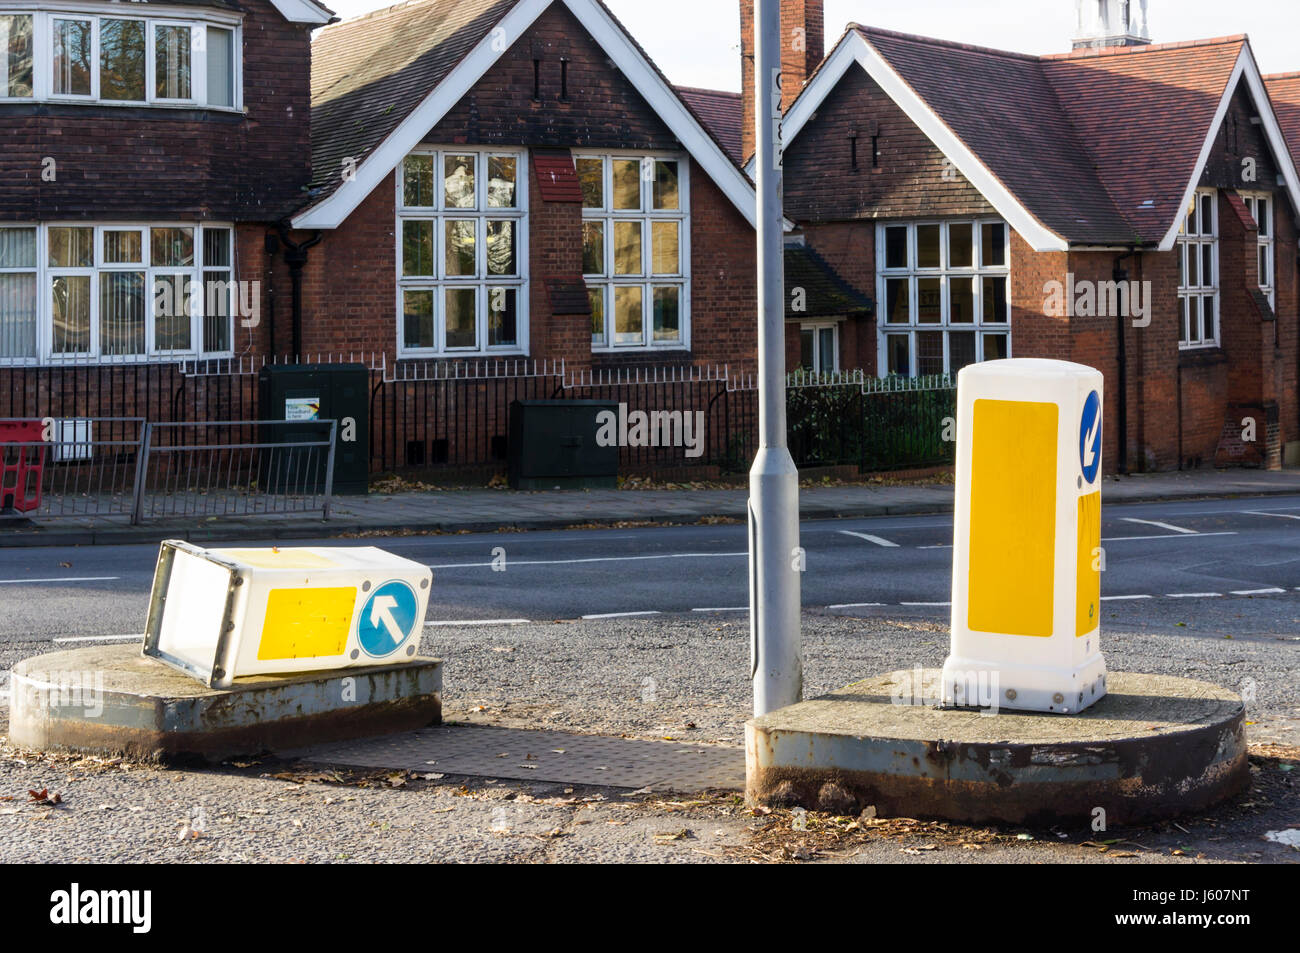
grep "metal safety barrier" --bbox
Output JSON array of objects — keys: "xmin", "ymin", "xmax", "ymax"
[{"xmin": 0, "ymin": 417, "xmax": 147, "ymax": 520}]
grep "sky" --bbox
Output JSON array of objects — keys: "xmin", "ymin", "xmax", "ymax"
[{"xmin": 323, "ymin": 0, "xmax": 1300, "ymax": 91}]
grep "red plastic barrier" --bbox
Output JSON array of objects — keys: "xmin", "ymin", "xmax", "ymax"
[{"xmin": 0, "ymin": 420, "xmax": 46, "ymax": 513}]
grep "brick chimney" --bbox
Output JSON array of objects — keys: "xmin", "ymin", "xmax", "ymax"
[{"xmin": 740, "ymin": 0, "xmax": 824, "ymax": 162}]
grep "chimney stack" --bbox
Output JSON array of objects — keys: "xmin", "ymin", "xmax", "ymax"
[{"xmin": 740, "ymin": 0, "xmax": 824, "ymax": 162}]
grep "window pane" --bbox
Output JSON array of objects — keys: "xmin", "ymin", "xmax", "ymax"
[
  {"xmin": 916, "ymin": 224, "xmax": 941, "ymax": 268},
  {"xmin": 206, "ymin": 27, "xmax": 234, "ymax": 108},
  {"xmin": 886, "ymin": 334, "xmax": 910, "ymax": 376},
  {"xmin": 1257, "ymin": 199, "xmax": 1269, "ymax": 236},
  {"xmin": 949, "ymin": 331, "xmax": 976, "ymax": 373},
  {"xmin": 653, "ymin": 161, "xmax": 679, "ymax": 210},
  {"xmin": 1179, "ymin": 244, "xmax": 1188, "ymax": 288},
  {"xmin": 949, "ymin": 277, "xmax": 974, "ymax": 323},
  {"xmin": 614, "ymin": 286, "xmax": 643, "ymax": 345},
  {"xmin": 884, "ymin": 278, "xmax": 909, "ymax": 324},
  {"xmin": 1180, "ymin": 297, "xmax": 1191, "ymax": 343},
  {"xmin": 1201, "ymin": 245, "xmax": 1213, "ymax": 287},
  {"xmin": 152, "ymin": 275, "xmax": 191, "ymax": 350},
  {"xmin": 203, "ymin": 228, "xmax": 231, "ymax": 268},
  {"xmin": 155, "ymin": 25, "xmax": 192, "ymax": 99},
  {"xmin": 100, "ymin": 271, "xmax": 146, "ymax": 355},
  {"xmin": 1199, "ymin": 193, "xmax": 1213, "ymax": 234},
  {"xmin": 101, "ymin": 19, "xmax": 145, "ymax": 101},
  {"xmin": 53, "ymin": 19, "xmax": 91, "ymax": 95},
  {"xmin": 104, "ymin": 229, "xmax": 143, "ymax": 264},
  {"xmin": 917, "ymin": 277, "xmax": 941, "ymax": 323},
  {"xmin": 444, "ymin": 288, "xmax": 476, "ymax": 349},
  {"xmin": 614, "ymin": 221, "xmax": 642, "ymax": 275},
  {"xmin": 1188, "ymin": 245, "xmax": 1200, "ymax": 287},
  {"xmin": 151, "ymin": 227, "xmax": 194, "ymax": 267},
  {"xmin": 589, "ymin": 287, "xmax": 605, "ymax": 344},
  {"xmin": 202, "ymin": 270, "xmax": 232, "ymax": 352},
  {"xmin": 652, "ymin": 286, "xmax": 679, "ymax": 342},
  {"xmin": 799, "ymin": 328, "xmax": 814, "ymax": 369},
  {"xmin": 0, "ymin": 273, "xmax": 37, "ymax": 359},
  {"xmin": 1259, "ymin": 245, "xmax": 1269, "ymax": 287},
  {"xmin": 51, "ymin": 275, "xmax": 90, "ymax": 353},
  {"xmin": 651, "ymin": 221, "xmax": 679, "ymax": 275},
  {"xmin": 402, "ymin": 220, "xmax": 433, "ymax": 276},
  {"xmin": 487, "ymin": 156, "xmax": 517, "ymax": 208},
  {"xmin": 1201, "ymin": 295, "xmax": 1215, "ymax": 342},
  {"xmin": 982, "ymin": 276, "xmax": 1008, "ymax": 323},
  {"xmin": 486, "ymin": 220, "xmax": 515, "ymax": 276},
  {"xmin": 578, "ymin": 157, "xmax": 603, "ymax": 209},
  {"xmin": 884, "ymin": 226, "xmax": 908, "ymax": 269},
  {"xmin": 948, "ymin": 224, "xmax": 973, "ymax": 268},
  {"xmin": 487, "ymin": 287, "xmax": 517, "ymax": 347},
  {"xmin": 49, "ymin": 227, "xmax": 93, "ymax": 268},
  {"xmin": 917, "ymin": 331, "xmax": 944, "ymax": 375},
  {"xmin": 983, "ymin": 332, "xmax": 1009, "ymax": 361},
  {"xmin": 1, "ymin": 15, "xmax": 34, "ymax": 98},
  {"xmin": 818, "ymin": 327, "xmax": 835, "ymax": 374},
  {"xmin": 981, "ymin": 223, "xmax": 1006, "ymax": 267},
  {"xmin": 582, "ymin": 221, "xmax": 605, "ymax": 275},
  {"xmin": 444, "ymin": 220, "xmax": 475, "ymax": 276},
  {"xmin": 0, "ymin": 227, "xmax": 36, "ymax": 268},
  {"xmin": 612, "ymin": 159, "xmax": 641, "ymax": 210},
  {"xmin": 403, "ymin": 156, "xmax": 434, "ymax": 207},
  {"xmin": 403, "ymin": 290, "xmax": 433, "ymax": 350},
  {"xmin": 444, "ymin": 155, "xmax": 476, "ymax": 209}
]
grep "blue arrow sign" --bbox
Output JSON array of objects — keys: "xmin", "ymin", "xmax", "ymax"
[
  {"xmin": 1079, "ymin": 390, "xmax": 1102, "ymax": 485},
  {"xmin": 357, "ymin": 580, "xmax": 419, "ymax": 658}
]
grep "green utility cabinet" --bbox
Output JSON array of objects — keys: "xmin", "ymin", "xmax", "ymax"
[
  {"xmin": 258, "ymin": 364, "xmax": 370, "ymax": 495},
  {"xmin": 508, "ymin": 400, "xmax": 618, "ymax": 489}
]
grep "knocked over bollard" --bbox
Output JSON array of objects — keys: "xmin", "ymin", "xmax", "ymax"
[
  {"xmin": 144, "ymin": 540, "xmax": 432, "ymax": 688},
  {"xmin": 943, "ymin": 359, "xmax": 1106, "ymax": 714}
]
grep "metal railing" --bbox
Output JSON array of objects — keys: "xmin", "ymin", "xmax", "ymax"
[
  {"xmin": 0, "ymin": 417, "xmax": 147, "ymax": 520},
  {"xmin": 133, "ymin": 420, "xmax": 337, "ymax": 523}
]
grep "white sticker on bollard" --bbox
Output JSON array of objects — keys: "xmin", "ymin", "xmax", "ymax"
[
  {"xmin": 942, "ymin": 359, "xmax": 1107, "ymax": 714},
  {"xmin": 143, "ymin": 540, "xmax": 432, "ymax": 688}
]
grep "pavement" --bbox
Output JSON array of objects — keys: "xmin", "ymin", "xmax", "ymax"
[{"xmin": 2, "ymin": 467, "xmax": 1299, "ymax": 547}]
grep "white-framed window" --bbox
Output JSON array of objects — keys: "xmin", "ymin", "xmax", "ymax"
[
  {"xmin": 876, "ymin": 219, "xmax": 1010, "ymax": 377},
  {"xmin": 1241, "ymin": 192, "xmax": 1274, "ymax": 309},
  {"xmin": 799, "ymin": 321, "xmax": 838, "ymax": 374},
  {"xmin": 0, "ymin": 11, "xmax": 238, "ymax": 109},
  {"xmin": 0, "ymin": 223, "xmax": 235, "ymax": 364},
  {"xmin": 1178, "ymin": 189, "xmax": 1219, "ymax": 348},
  {"xmin": 396, "ymin": 147, "xmax": 527, "ymax": 356},
  {"xmin": 579, "ymin": 152, "xmax": 690, "ymax": 351}
]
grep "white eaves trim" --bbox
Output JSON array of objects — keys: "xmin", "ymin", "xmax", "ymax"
[
  {"xmin": 765, "ymin": 31, "xmax": 1069, "ymax": 252},
  {"xmin": 1158, "ymin": 45, "xmax": 1300, "ymax": 251},
  {"xmin": 271, "ymin": 0, "xmax": 334, "ymax": 25},
  {"xmin": 292, "ymin": 0, "xmax": 758, "ymax": 230}
]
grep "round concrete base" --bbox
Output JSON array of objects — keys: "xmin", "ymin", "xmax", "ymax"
[
  {"xmin": 8, "ymin": 644, "xmax": 443, "ymax": 763},
  {"xmin": 745, "ymin": 670, "xmax": 1247, "ymax": 825}
]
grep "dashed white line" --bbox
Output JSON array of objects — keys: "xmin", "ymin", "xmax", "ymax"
[
  {"xmin": 1101, "ymin": 595, "xmax": 1152, "ymax": 601},
  {"xmin": 839, "ymin": 531, "xmax": 899, "ymax": 548},
  {"xmin": 1231, "ymin": 588, "xmax": 1286, "ymax": 596},
  {"xmin": 827, "ymin": 602, "xmax": 886, "ymax": 610},
  {"xmin": 901, "ymin": 601, "xmax": 951, "ymax": 607},
  {"xmin": 1119, "ymin": 518, "xmax": 1199, "ymax": 534},
  {"xmin": 0, "ymin": 576, "xmax": 121, "ymax": 585},
  {"xmin": 691, "ymin": 607, "xmax": 748, "ymax": 613},
  {"xmin": 1167, "ymin": 593, "xmax": 1223, "ymax": 599},
  {"xmin": 426, "ymin": 552, "xmax": 747, "ymax": 570},
  {"xmin": 424, "ymin": 619, "xmax": 531, "ymax": 627},
  {"xmin": 581, "ymin": 611, "xmax": 661, "ymax": 620},
  {"xmin": 1241, "ymin": 510, "xmax": 1300, "ymax": 521},
  {"xmin": 1102, "ymin": 531, "xmax": 1237, "ymax": 542},
  {"xmin": 51, "ymin": 634, "xmax": 141, "ymax": 644}
]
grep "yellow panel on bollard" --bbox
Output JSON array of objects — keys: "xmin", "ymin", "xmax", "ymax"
[
  {"xmin": 942, "ymin": 359, "xmax": 1107, "ymax": 714},
  {"xmin": 143, "ymin": 540, "xmax": 432, "ymax": 688}
]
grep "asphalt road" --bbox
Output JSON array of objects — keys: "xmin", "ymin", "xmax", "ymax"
[{"xmin": 0, "ymin": 494, "xmax": 1295, "ymax": 645}]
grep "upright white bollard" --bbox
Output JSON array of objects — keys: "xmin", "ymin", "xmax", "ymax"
[{"xmin": 942, "ymin": 359, "xmax": 1107, "ymax": 714}]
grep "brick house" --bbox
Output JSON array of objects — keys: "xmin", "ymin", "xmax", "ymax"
[{"xmin": 723, "ymin": 0, "xmax": 1300, "ymax": 472}]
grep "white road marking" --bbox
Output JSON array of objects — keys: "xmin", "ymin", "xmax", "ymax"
[
  {"xmin": 1167, "ymin": 593, "xmax": 1223, "ymax": 599},
  {"xmin": 1231, "ymin": 588, "xmax": 1286, "ymax": 596},
  {"xmin": 0, "ymin": 576, "xmax": 121, "ymax": 585},
  {"xmin": 691, "ymin": 607, "xmax": 748, "ymax": 613},
  {"xmin": 918, "ymin": 545, "xmax": 952, "ymax": 550},
  {"xmin": 1242, "ymin": 510, "xmax": 1300, "ymax": 521},
  {"xmin": 1120, "ymin": 518, "xmax": 1198, "ymax": 534},
  {"xmin": 1102, "ymin": 531, "xmax": 1237, "ymax": 542},
  {"xmin": 581, "ymin": 611, "xmax": 661, "ymax": 620},
  {"xmin": 827, "ymin": 602, "xmax": 886, "ymax": 609},
  {"xmin": 424, "ymin": 619, "xmax": 530, "ymax": 627},
  {"xmin": 901, "ymin": 601, "xmax": 950, "ymax": 607},
  {"xmin": 426, "ymin": 552, "xmax": 746, "ymax": 570},
  {"xmin": 1101, "ymin": 595, "xmax": 1152, "ymax": 601},
  {"xmin": 839, "ymin": 531, "xmax": 899, "ymax": 548},
  {"xmin": 51, "ymin": 634, "xmax": 141, "ymax": 644}
]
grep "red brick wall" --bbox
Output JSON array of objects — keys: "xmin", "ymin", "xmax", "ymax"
[
  {"xmin": 740, "ymin": 0, "xmax": 825, "ymax": 161},
  {"xmin": 0, "ymin": 0, "xmax": 313, "ymax": 223}
]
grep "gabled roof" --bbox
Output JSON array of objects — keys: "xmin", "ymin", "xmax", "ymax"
[
  {"xmin": 784, "ymin": 245, "xmax": 873, "ymax": 320},
  {"xmin": 773, "ymin": 26, "xmax": 1300, "ymax": 251},
  {"xmin": 1264, "ymin": 72, "xmax": 1300, "ymax": 169},
  {"xmin": 295, "ymin": 0, "xmax": 757, "ymax": 229},
  {"xmin": 676, "ymin": 87, "xmax": 744, "ymax": 165}
]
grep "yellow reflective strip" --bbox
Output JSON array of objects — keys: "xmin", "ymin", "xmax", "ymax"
[
  {"xmin": 1076, "ymin": 491, "xmax": 1102, "ymax": 636},
  {"xmin": 258, "ymin": 587, "xmax": 357, "ymax": 660},
  {"xmin": 967, "ymin": 399, "xmax": 1058, "ymax": 637},
  {"xmin": 218, "ymin": 548, "xmax": 340, "ymax": 569}
]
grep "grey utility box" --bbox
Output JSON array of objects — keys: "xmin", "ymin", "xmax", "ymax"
[
  {"xmin": 258, "ymin": 363, "xmax": 370, "ymax": 495},
  {"xmin": 508, "ymin": 400, "xmax": 618, "ymax": 490}
]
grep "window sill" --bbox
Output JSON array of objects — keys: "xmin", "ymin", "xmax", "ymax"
[
  {"xmin": 1178, "ymin": 346, "xmax": 1227, "ymax": 368},
  {"xmin": 0, "ymin": 101, "xmax": 245, "ymax": 121}
]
